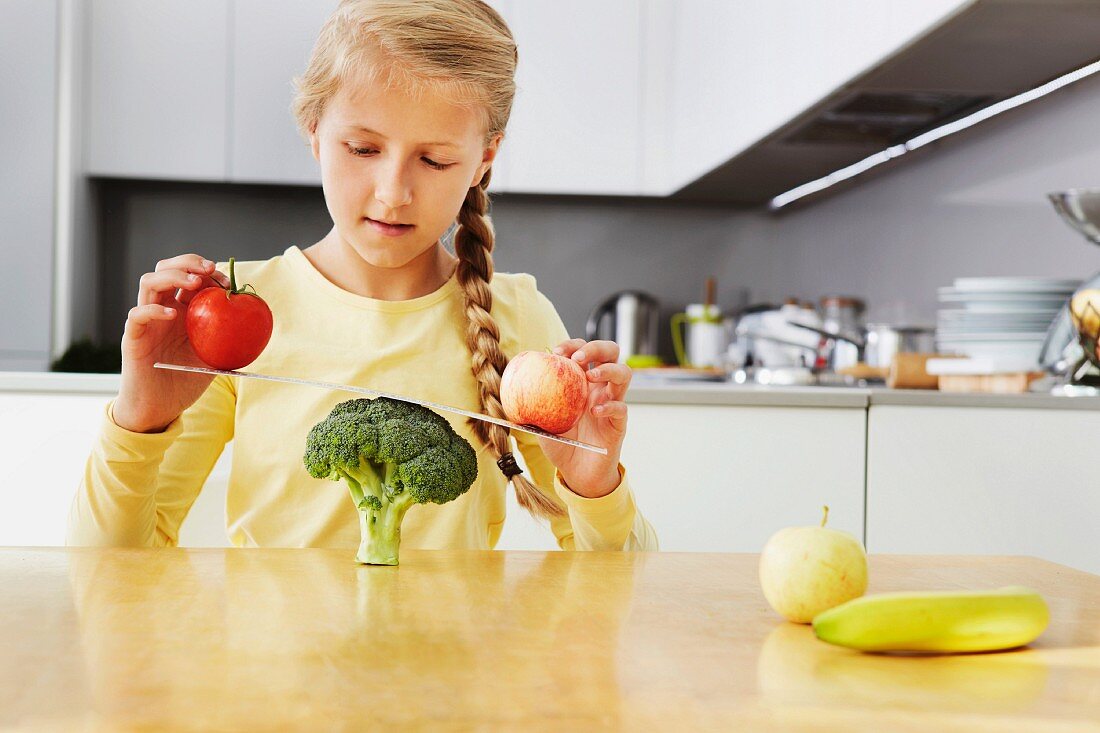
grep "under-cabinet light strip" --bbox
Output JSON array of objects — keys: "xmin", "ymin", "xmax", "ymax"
[{"xmin": 768, "ymin": 57, "xmax": 1100, "ymax": 211}]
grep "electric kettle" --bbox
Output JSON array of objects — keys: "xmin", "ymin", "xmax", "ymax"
[{"xmin": 585, "ymin": 291, "xmax": 660, "ymax": 364}]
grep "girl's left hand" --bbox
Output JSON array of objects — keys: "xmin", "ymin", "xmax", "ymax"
[{"xmin": 535, "ymin": 338, "xmax": 631, "ymax": 498}]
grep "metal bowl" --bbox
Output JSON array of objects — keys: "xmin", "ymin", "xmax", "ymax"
[{"xmin": 1048, "ymin": 189, "xmax": 1100, "ymax": 246}]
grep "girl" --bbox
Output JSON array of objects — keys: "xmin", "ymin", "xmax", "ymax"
[{"xmin": 67, "ymin": 0, "xmax": 657, "ymax": 553}]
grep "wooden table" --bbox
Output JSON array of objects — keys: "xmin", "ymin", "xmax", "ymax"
[{"xmin": 3, "ymin": 549, "xmax": 1099, "ymax": 732}]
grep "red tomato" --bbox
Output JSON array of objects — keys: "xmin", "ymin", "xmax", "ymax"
[{"xmin": 186, "ymin": 258, "xmax": 274, "ymax": 370}]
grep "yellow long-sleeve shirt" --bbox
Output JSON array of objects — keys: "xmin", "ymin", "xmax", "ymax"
[{"xmin": 67, "ymin": 246, "xmax": 658, "ymax": 552}]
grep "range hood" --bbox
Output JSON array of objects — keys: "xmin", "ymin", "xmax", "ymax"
[{"xmin": 672, "ymin": 0, "xmax": 1100, "ymax": 208}]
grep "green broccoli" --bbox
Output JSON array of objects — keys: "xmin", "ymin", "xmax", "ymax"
[{"xmin": 303, "ymin": 397, "xmax": 479, "ymax": 565}]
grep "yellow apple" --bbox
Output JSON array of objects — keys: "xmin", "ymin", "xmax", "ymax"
[
  {"xmin": 759, "ymin": 507, "xmax": 868, "ymax": 624},
  {"xmin": 1070, "ymin": 289, "xmax": 1100, "ymax": 340}
]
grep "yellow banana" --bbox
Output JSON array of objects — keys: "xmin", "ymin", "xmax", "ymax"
[{"xmin": 811, "ymin": 586, "xmax": 1049, "ymax": 653}]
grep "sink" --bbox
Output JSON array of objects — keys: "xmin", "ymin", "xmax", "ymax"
[{"xmin": 729, "ymin": 367, "xmax": 873, "ymax": 388}]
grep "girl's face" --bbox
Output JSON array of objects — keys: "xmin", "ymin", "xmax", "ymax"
[{"xmin": 311, "ymin": 71, "xmax": 500, "ymax": 269}]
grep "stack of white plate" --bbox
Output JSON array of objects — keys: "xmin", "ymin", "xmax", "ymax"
[{"xmin": 935, "ymin": 277, "xmax": 1079, "ymax": 369}]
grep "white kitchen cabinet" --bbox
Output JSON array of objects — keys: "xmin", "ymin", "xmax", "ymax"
[
  {"xmin": 0, "ymin": 392, "xmax": 112, "ymax": 547},
  {"xmin": 620, "ymin": 403, "xmax": 866, "ymax": 551},
  {"xmin": 497, "ymin": 401, "xmax": 867, "ymax": 553},
  {"xmin": 485, "ymin": 0, "xmax": 644, "ymax": 195},
  {"xmin": 86, "ymin": 0, "xmax": 229, "ymax": 180},
  {"xmin": 229, "ymin": 0, "xmax": 641, "ymax": 194},
  {"xmin": 667, "ymin": 0, "xmax": 968, "ymax": 190},
  {"xmin": 79, "ymin": 1, "xmax": 972, "ymax": 195},
  {"xmin": 229, "ymin": 0, "xmax": 336, "ymax": 185},
  {"xmin": 866, "ymin": 405, "xmax": 1100, "ymax": 575},
  {"xmin": 0, "ymin": 0, "xmax": 57, "ymax": 371},
  {"xmin": 0, "ymin": 386, "xmax": 231, "ymax": 548},
  {"xmin": 228, "ymin": 0, "xmax": 504, "ymax": 193}
]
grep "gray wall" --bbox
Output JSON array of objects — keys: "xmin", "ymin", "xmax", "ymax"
[
  {"xmin": 91, "ymin": 181, "xmax": 739, "ymax": 361},
  {"xmin": 94, "ymin": 180, "xmax": 331, "ymax": 345},
  {"xmin": 717, "ymin": 70, "xmax": 1100, "ymax": 327},
  {"xmin": 85, "ymin": 70, "xmax": 1100, "ymax": 365}
]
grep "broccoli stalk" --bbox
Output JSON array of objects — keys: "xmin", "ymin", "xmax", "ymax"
[
  {"xmin": 303, "ymin": 397, "xmax": 479, "ymax": 566},
  {"xmin": 338, "ymin": 462, "xmax": 415, "ymax": 565}
]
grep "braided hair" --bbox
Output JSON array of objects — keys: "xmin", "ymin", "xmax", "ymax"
[{"xmin": 453, "ymin": 171, "xmax": 565, "ymax": 519}]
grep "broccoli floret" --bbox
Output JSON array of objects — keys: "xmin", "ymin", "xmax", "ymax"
[{"xmin": 303, "ymin": 397, "xmax": 478, "ymax": 565}]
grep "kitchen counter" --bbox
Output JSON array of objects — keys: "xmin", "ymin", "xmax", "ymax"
[
  {"xmin": 630, "ymin": 379, "xmax": 1100, "ymax": 410},
  {"xmin": 4, "ymin": 548, "xmax": 1099, "ymax": 731},
  {"xmin": 0, "ymin": 371, "xmax": 120, "ymax": 394},
  {"xmin": 628, "ymin": 379, "xmax": 870, "ymax": 407},
  {"xmin": 6, "ymin": 370, "xmax": 1100, "ymax": 410},
  {"xmin": 866, "ymin": 388, "xmax": 1100, "ymax": 411}
]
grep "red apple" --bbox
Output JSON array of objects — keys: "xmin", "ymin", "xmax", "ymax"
[{"xmin": 500, "ymin": 350, "xmax": 588, "ymax": 434}]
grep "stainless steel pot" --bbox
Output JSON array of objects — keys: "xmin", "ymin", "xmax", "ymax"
[{"xmin": 585, "ymin": 291, "xmax": 660, "ymax": 363}]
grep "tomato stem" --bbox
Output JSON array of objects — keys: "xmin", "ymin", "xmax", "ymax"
[{"xmin": 223, "ymin": 256, "xmax": 261, "ymax": 299}]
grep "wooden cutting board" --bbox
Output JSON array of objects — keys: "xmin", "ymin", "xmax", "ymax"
[{"xmin": 937, "ymin": 372, "xmax": 1047, "ymax": 394}]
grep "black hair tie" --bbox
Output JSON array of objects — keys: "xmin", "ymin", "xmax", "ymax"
[{"xmin": 496, "ymin": 452, "xmax": 523, "ymax": 479}]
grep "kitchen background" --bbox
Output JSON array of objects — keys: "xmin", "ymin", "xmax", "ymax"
[
  {"xmin": 6, "ymin": 0, "xmax": 1100, "ymax": 570},
  {"xmin": 8, "ymin": 0, "xmax": 1100, "ymax": 372},
  {"xmin": 92, "ymin": 73, "xmax": 1100, "ymax": 360}
]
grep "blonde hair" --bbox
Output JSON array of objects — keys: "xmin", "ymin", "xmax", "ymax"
[{"xmin": 293, "ymin": 0, "xmax": 564, "ymax": 520}]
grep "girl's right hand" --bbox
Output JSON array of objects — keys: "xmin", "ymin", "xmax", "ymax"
[{"xmin": 112, "ymin": 254, "xmax": 232, "ymax": 433}]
